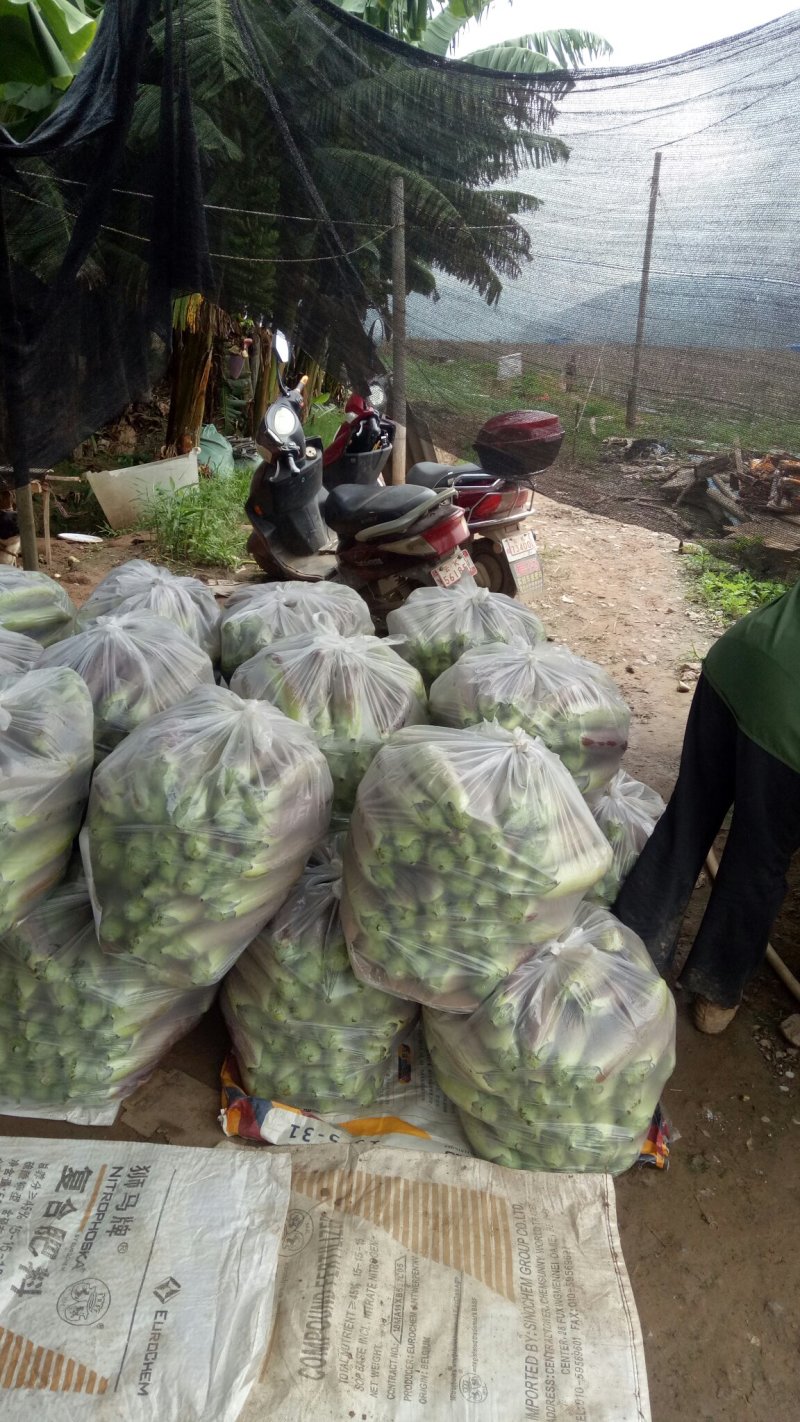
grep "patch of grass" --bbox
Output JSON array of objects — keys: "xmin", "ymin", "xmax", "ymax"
[
  {"xmin": 138, "ymin": 469, "xmax": 252, "ymax": 570},
  {"xmin": 683, "ymin": 550, "xmax": 788, "ymax": 623}
]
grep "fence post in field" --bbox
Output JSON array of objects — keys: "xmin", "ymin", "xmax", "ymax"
[
  {"xmin": 391, "ymin": 175, "xmax": 407, "ymax": 484},
  {"xmin": 626, "ymin": 151, "xmax": 662, "ymax": 431}
]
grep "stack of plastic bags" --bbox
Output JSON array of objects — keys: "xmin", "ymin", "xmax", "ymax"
[
  {"xmin": 342, "ymin": 724, "xmax": 612, "ymax": 1011},
  {"xmin": 386, "ymin": 583, "xmax": 545, "ymax": 684},
  {"xmin": 222, "ymin": 838, "xmax": 416, "ymax": 1112},
  {"xmin": 431, "ymin": 642, "xmax": 630, "ymax": 796},
  {"xmin": 220, "ymin": 581, "xmax": 373, "ymax": 680},
  {"xmin": 0, "ymin": 667, "xmax": 94, "ymax": 934},
  {"xmin": 41, "ymin": 611, "xmax": 215, "ymax": 761},
  {"xmin": 79, "ymin": 559, "xmax": 220, "ymax": 661},
  {"xmin": 0, "ymin": 626, "xmax": 42, "ymax": 679},
  {"xmin": 0, "ymin": 568, "xmax": 76, "ymax": 646},
  {"xmin": 423, "ymin": 903, "xmax": 676, "ymax": 1174},
  {"xmin": 231, "ymin": 629, "xmax": 427, "ymax": 813},
  {"xmin": 588, "ymin": 770, "xmax": 666, "ymax": 905},
  {"xmin": 80, "ymin": 686, "xmax": 333, "ymax": 987},
  {"xmin": 0, "ymin": 878, "xmax": 214, "ymax": 1111}
]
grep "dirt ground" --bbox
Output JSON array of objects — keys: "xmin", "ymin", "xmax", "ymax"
[{"xmin": 3, "ymin": 500, "xmax": 800, "ymax": 1420}]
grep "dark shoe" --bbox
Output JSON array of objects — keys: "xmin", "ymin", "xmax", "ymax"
[{"xmin": 692, "ymin": 996, "xmax": 739, "ymax": 1035}]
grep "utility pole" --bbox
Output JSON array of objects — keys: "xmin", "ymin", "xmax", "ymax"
[
  {"xmin": 391, "ymin": 175, "xmax": 407, "ymax": 484},
  {"xmin": 625, "ymin": 150, "xmax": 662, "ymax": 431}
]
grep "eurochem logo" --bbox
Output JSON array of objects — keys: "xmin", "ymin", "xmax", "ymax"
[{"xmin": 152, "ymin": 1277, "xmax": 181, "ymax": 1305}]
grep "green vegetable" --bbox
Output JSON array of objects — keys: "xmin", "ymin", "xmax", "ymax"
[
  {"xmin": 587, "ymin": 770, "xmax": 666, "ymax": 905},
  {"xmin": 221, "ymin": 836, "xmax": 416, "ymax": 1111},
  {"xmin": 0, "ymin": 627, "xmax": 43, "ymax": 679},
  {"xmin": 386, "ymin": 583, "xmax": 545, "ymax": 686},
  {"xmin": 231, "ymin": 630, "xmax": 426, "ymax": 814},
  {"xmin": 78, "ymin": 559, "xmax": 221, "ymax": 662},
  {"xmin": 0, "ymin": 569, "xmax": 76, "ymax": 647},
  {"xmin": 431, "ymin": 642, "xmax": 630, "ymax": 796},
  {"xmin": 220, "ymin": 581, "xmax": 373, "ymax": 680},
  {"xmin": 80, "ymin": 685, "xmax": 333, "ymax": 987},
  {"xmin": 41, "ymin": 611, "xmax": 215, "ymax": 762},
  {"xmin": 0, "ymin": 667, "xmax": 94, "ymax": 934},
  {"xmin": 424, "ymin": 902, "xmax": 676, "ymax": 1174},
  {"xmin": 342, "ymin": 724, "xmax": 612, "ymax": 1011},
  {"xmin": 0, "ymin": 877, "xmax": 213, "ymax": 1110}
]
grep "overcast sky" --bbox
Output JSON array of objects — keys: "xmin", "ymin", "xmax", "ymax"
[{"xmin": 454, "ymin": 1, "xmax": 795, "ymax": 66}]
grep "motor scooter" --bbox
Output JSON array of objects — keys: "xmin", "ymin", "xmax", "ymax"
[{"xmin": 245, "ymin": 334, "xmax": 476, "ymax": 623}]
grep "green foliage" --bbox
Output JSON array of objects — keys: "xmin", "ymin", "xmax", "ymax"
[
  {"xmin": 683, "ymin": 551, "xmax": 787, "ymax": 623},
  {"xmin": 0, "ymin": 0, "xmax": 98, "ymax": 131},
  {"xmin": 139, "ymin": 469, "xmax": 252, "ymax": 570}
]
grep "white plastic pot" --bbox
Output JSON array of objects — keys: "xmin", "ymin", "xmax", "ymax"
[{"xmin": 87, "ymin": 451, "xmax": 199, "ymax": 530}]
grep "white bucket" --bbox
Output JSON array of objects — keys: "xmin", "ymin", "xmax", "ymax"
[{"xmin": 87, "ymin": 451, "xmax": 199, "ymax": 530}]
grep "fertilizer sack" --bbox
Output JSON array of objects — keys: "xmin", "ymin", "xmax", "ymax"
[
  {"xmin": 0, "ymin": 568, "xmax": 76, "ymax": 647},
  {"xmin": 79, "ymin": 558, "xmax": 220, "ymax": 661},
  {"xmin": 80, "ymin": 685, "xmax": 332, "ymax": 987},
  {"xmin": 342, "ymin": 723, "xmax": 611, "ymax": 1012},
  {"xmin": 424, "ymin": 902, "xmax": 676, "ymax": 1175},
  {"xmin": 220, "ymin": 580, "xmax": 373, "ymax": 680},
  {"xmin": 0, "ymin": 667, "xmax": 93, "ymax": 934},
  {"xmin": 0, "ymin": 878, "xmax": 213, "ymax": 1114},
  {"xmin": 231, "ymin": 629, "xmax": 426, "ymax": 813},
  {"xmin": 431, "ymin": 640, "xmax": 630, "ymax": 795},
  {"xmin": 41, "ymin": 611, "xmax": 215, "ymax": 762},
  {"xmin": 386, "ymin": 581, "xmax": 545, "ymax": 684},
  {"xmin": 222, "ymin": 837, "xmax": 416, "ymax": 1114},
  {"xmin": 0, "ymin": 626, "xmax": 42, "ymax": 679},
  {"xmin": 588, "ymin": 770, "xmax": 666, "ymax": 905}
]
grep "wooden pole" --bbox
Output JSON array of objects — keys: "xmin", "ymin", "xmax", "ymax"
[
  {"xmin": 391, "ymin": 174, "xmax": 407, "ymax": 484},
  {"xmin": 625, "ymin": 151, "xmax": 662, "ymax": 432},
  {"xmin": 16, "ymin": 484, "xmax": 38, "ymax": 570}
]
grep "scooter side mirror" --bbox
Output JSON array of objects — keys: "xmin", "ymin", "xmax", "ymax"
[{"xmin": 274, "ymin": 330, "xmax": 290, "ymax": 365}]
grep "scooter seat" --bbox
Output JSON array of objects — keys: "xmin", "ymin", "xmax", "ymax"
[
  {"xmin": 325, "ymin": 482, "xmax": 438, "ymax": 535},
  {"xmin": 407, "ymin": 461, "xmax": 483, "ymax": 488}
]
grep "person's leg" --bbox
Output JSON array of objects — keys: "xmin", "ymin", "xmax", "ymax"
[
  {"xmin": 679, "ymin": 734, "xmax": 800, "ymax": 1008},
  {"xmin": 613, "ymin": 674, "xmax": 737, "ymax": 970}
]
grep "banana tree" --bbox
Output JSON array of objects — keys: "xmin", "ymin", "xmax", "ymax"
[{"xmin": 0, "ymin": 0, "xmax": 100, "ymax": 133}]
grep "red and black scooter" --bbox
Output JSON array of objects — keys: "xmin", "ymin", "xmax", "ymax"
[{"xmin": 245, "ymin": 335, "xmax": 475, "ymax": 624}]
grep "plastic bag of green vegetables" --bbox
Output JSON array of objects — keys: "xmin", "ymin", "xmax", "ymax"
[
  {"xmin": 41, "ymin": 611, "xmax": 215, "ymax": 762},
  {"xmin": 0, "ymin": 568, "xmax": 76, "ymax": 647},
  {"xmin": 431, "ymin": 642, "xmax": 630, "ymax": 796},
  {"xmin": 0, "ymin": 626, "xmax": 43, "ymax": 679},
  {"xmin": 587, "ymin": 770, "xmax": 666, "ymax": 906},
  {"xmin": 80, "ymin": 685, "xmax": 333, "ymax": 987},
  {"xmin": 221, "ymin": 837, "xmax": 416, "ymax": 1112},
  {"xmin": 342, "ymin": 724, "xmax": 612, "ymax": 1012},
  {"xmin": 0, "ymin": 877, "xmax": 214, "ymax": 1113},
  {"xmin": 424, "ymin": 902, "xmax": 676, "ymax": 1174},
  {"xmin": 220, "ymin": 581, "xmax": 373, "ymax": 680},
  {"xmin": 386, "ymin": 583, "xmax": 545, "ymax": 685},
  {"xmin": 79, "ymin": 559, "xmax": 221, "ymax": 662},
  {"xmin": 0, "ymin": 667, "xmax": 94, "ymax": 935},
  {"xmin": 231, "ymin": 630, "xmax": 427, "ymax": 814}
]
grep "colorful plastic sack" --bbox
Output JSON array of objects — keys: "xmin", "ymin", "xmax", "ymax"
[
  {"xmin": 0, "ymin": 567, "xmax": 76, "ymax": 647},
  {"xmin": 431, "ymin": 641, "xmax": 630, "ymax": 795},
  {"xmin": 342, "ymin": 723, "xmax": 612, "ymax": 1012},
  {"xmin": 80, "ymin": 685, "xmax": 333, "ymax": 987},
  {"xmin": 79, "ymin": 558, "xmax": 221, "ymax": 661},
  {"xmin": 588, "ymin": 770, "xmax": 666, "ymax": 905},
  {"xmin": 424, "ymin": 902, "xmax": 676, "ymax": 1174},
  {"xmin": 220, "ymin": 581, "xmax": 373, "ymax": 680},
  {"xmin": 231, "ymin": 630, "xmax": 427, "ymax": 812},
  {"xmin": 386, "ymin": 582, "xmax": 545, "ymax": 684}
]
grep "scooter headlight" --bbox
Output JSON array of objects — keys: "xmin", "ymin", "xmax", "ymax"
[{"xmin": 271, "ymin": 405, "xmax": 297, "ymax": 438}]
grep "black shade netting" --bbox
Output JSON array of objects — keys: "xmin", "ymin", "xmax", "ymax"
[{"xmin": 1, "ymin": 1, "xmax": 799, "ymax": 476}]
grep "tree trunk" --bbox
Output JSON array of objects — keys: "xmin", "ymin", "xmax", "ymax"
[{"xmin": 166, "ymin": 298, "xmax": 215, "ymax": 451}]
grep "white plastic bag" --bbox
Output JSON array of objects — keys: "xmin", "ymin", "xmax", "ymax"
[
  {"xmin": 80, "ymin": 685, "xmax": 333, "ymax": 987},
  {"xmin": 424, "ymin": 902, "xmax": 676, "ymax": 1175},
  {"xmin": 386, "ymin": 581, "xmax": 545, "ymax": 684},
  {"xmin": 231, "ymin": 629, "xmax": 427, "ymax": 812},
  {"xmin": 0, "ymin": 878, "xmax": 213, "ymax": 1113},
  {"xmin": 588, "ymin": 770, "xmax": 666, "ymax": 905},
  {"xmin": 79, "ymin": 558, "xmax": 221, "ymax": 661},
  {"xmin": 0, "ymin": 625, "xmax": 43, "ymax": 678},
  {"xmin": 220, "ymin": 580, "xmax": 373, "ymax": 679},
  {"xmin": 342, "ymin": 723, "xmax": 612, "ymax": 1011},
  {"xmin": 41, "ymin": 611, "xmax": 215, "ymax": 761},
  {"xmin": 432, "ymin": 640, "xmax": 630, "ymax": 795},
  {"xmin": 0, "ymin": 667, "xmax": 94, "ymax": 934},
  {"xmin": 222, "ymin": 837, "xmax": 416, "ymax": 1112},
  {"xmin": 0, "ymin": 567, "xmax": 76, "ymax": 646}
]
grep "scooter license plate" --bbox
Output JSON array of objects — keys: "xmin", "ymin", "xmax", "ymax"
[
  {"xmin": 501, "ymin": 529, "xmax": 543, "ymax": 595},
  {"xmin": 431, "ymin": 547, "xmax": 477, "ymax": 589}
]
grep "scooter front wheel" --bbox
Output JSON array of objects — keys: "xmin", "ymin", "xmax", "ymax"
[{"xmin": 471, "ymin": 538, "xmax": 517, "ymax": 597}]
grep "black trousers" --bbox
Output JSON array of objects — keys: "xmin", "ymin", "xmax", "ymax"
[{"xmin": 613, "ymin": 673, "xmax": 800, "ymax": 1007}]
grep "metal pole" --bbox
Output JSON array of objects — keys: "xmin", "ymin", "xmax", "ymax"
[
  {"xmin": 625, "ymin": 151, "xmax": 662, "ymax": 431},
  {"xmin": 391, "ymin": 174, "xmax": 407, "ymax": 484}
]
